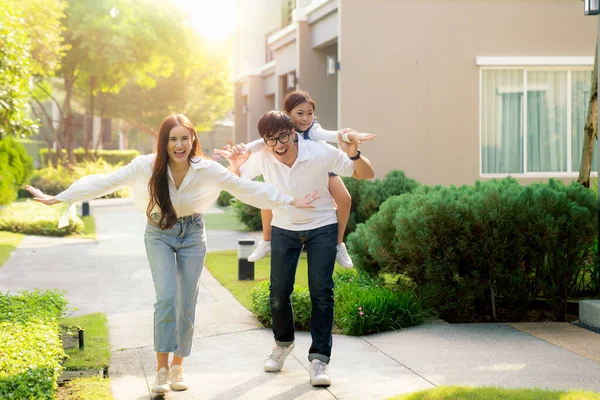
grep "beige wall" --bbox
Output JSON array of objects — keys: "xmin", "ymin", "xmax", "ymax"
[{"xmin": 339, "ymin": 0, "xmax": 597, "ymax": 185}]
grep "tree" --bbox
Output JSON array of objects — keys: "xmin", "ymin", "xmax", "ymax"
[{"xmin": 578, "ymin": 42, "xmax": 598, "ymax": 188}]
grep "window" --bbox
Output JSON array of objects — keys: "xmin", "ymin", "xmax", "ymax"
[
  {"xmin": 281, "ymin": 0, "xmax": 296, "ymax": 28},
  {"xmin": 479, "ymin": 59, "xmax": 596, "ymax": 177}
]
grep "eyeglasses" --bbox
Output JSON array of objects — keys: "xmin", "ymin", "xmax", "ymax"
[{"xmin": 264, "ymin": 131, "xmax": 293, "ymax": 147}]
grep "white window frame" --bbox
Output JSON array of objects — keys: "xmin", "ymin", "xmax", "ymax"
[{"xmin": 477, "ymin": 56, "xmax": 597, "ymax": 178}]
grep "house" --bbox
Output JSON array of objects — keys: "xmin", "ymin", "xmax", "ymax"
[{"xmin": 234, "ymin": 0, "xmax": 598, "ymax": 185}]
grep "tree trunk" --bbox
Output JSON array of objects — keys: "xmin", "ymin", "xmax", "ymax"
[
  {"xmin": 577, "ymin": 41, "xmax": 598, "ymax": 188},
  {"xmin": 60, "ymin": 74, "xmax": 76, "ymax": 165}
]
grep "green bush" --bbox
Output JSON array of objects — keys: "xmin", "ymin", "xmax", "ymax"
[
  {"xmin": 0, "ymin": 290, "xmax": 68, "ymax": 399},
  {"xmin": 250, "ymin": 280, "xmax": 312, "ymax": 331},
  {"xmin": 342, "ymin": 170, "xmax": 418, "ymax": 238},
  {"xmin": 0, "ymin": 200, "xmax": 84, "ymax": 236},
  {"xmin": 40, "ymin": 148, "xmax": 140, "ymax": 165},
  {"xmin": 232, "ymin": 176, "xmax": 264, "ymax": 231},
  {"xmin": 216, "ymin": 191, "xmax": 234, "ymax": 207},
  {"xmin": 333, "ymin": 269, "xmax": 426, "ymax": 336},
  {"xmin": 348, "ymin": 178, "xmax": 598, "ymax": 322},
  {"xmin": 0, "ymin": 137, "xmax": 34, "ymax": 206}
]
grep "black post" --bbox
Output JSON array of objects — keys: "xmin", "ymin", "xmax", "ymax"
[
  {"xmin": 238, "ymin": 239, "xmax": 255, "ymax": 280},
  {"xmin": 78, "ymin": 328, "xmax": 84, "ymax": 350},
  {"xmin": 81, "ymin": 201, "xmax": 90, "ymax": 217}
]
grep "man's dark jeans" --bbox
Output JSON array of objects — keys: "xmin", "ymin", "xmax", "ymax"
[{"xmin": 269, "ymin": 223, "xmax": 338, "ymax": 364}]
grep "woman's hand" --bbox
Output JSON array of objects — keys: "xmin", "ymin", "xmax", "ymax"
[
  {"xmin": 290, "ymin": 189, "xmax": 321, "ymax": 209},
  {"xmin": 25, "ymin": 186, "xmax": 62, "ymax": 206}
]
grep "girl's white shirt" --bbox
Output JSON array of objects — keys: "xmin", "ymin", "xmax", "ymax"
[
  {"xmin": 245, "ymin": 120, "xmax": 337, "ymax": 153},
  {"xmin": 55, "ymin": 154, "xmax": 294, "ymax": 228}
]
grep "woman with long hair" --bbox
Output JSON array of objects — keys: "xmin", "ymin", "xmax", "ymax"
[{"xmin": 25, "ymin": 114, "xmax": 319, "ymax": 394}]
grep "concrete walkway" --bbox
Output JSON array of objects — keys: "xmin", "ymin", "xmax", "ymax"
[{"xmin": 1, "ymin": 198, "xmax": 599, "ymax": 400}]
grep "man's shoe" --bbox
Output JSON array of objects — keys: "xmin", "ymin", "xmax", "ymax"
[
  {"xmin": 169, "ymin": 364, "xmax": 189, "ymax": 391},
  {"xmin": 248, "ymin": 239, "xmax": 271, "ymax": 262},
  {"xmin": 336, "ymin": 243, "xmax": 354, "ymax": 268},
  {"xmin": 263, "ymin": 342, "xmax": 295, "ymax": 372},
  {"xmin": 309, "ymin": 359, "xmax": 331, "ymax": 386},
  {"xmin": 151, "ymin": 367, "xmax": 171, "ymax": 393}
]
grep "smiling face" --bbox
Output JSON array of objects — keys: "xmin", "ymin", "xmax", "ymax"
[
  {"xmin": 288, "ymin": 101, "xmax": 314, "ymax": 132},
  {"xmin": 264, "ymin": 127, "xmax": 298, "ymax": 167},
  {"xmin": 167, "ymin": 125, "xmax": 194, "ymax": 166}
]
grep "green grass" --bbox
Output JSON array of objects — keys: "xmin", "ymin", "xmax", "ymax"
[
  {"xmin": 59, "ymin": 313, "xmax": 110, "ymax": 371},
  {"xmin": 57, "ymin": 376, "xmax": 113, "ymax": 400},
  {"xmin": 0, "ymin": 231, "xmax": 24, "ymax": 268},
  {"xmin": 390, "ymin": 386, "xmax": 600, "ymax": 400},
  {"xmin": 204, "ymin": 250, "xmax": 309, "ymax": 309},
  {"xmin": 203, "ymin": 206, "xmax": 247, "ymax": 231}
]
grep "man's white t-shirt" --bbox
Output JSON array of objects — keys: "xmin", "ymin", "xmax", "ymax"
[{"xmin": 240, "ymin": 135, "xmax": 355, "ymax": 231}]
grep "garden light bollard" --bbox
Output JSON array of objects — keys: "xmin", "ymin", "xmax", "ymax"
[
  {"xmin": 81, "ymin": 201, "xmax": 90, "ymax": 217},
  {"xmin": 238, "ymin": 239, "xmax": 255, "ymax": 280},
  {"xmin": 78, "ymin": 328, "xmax": 84, "ymax": 350}
]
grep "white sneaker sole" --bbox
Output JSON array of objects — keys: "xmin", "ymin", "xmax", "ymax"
[{"xmin": 311, "ymin": 376, "xmax": 331, "ymax": 386}]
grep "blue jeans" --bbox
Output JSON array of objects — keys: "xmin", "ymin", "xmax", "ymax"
[
  {"xmin": 144, "ymin": 213, "xmax": 206, "ymax": 357},
  {"xmin": 270, "ymin": 223, "xmax": 338, "ymax": 364}
]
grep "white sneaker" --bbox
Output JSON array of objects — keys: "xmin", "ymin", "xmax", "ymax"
[
  {"xmin": 336, "ymin": 243, "xmax": 354, "ymax": 268},
  {"xmin": 169, "ymin": 364, "xmax": 189, "ymax": 391},
  {"xmin": 310, "ymin": 359, "xmax": 331, "ymax": 386},
  {"xmin": 151, "ymin": 367, "xmax": 171, "ymax": 393},
  {"xmin": 263, "ymin": 342, "xmax": 295, "ymax": 372},
  {"xmin": 248, "ymin": 239, "xmax": 271, "ymax": 262}
]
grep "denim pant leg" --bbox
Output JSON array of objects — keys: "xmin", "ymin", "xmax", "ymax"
[
  {"xmin": 270, "ymin": 226, "xmax": 303, "ymax": 346},
  {"xmin": 173, "ymin": 215, "xmax": 206, "ymax": 357},
  {"xmin": 145, "ymin": 223, "xmax": 179, "ymax": 354},
  {"xmin": 306, "ymin": 223, "xmax": 338, "ymax": 364}
]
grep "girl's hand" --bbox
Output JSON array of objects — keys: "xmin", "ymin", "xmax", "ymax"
[
  {"xmin": 214, "ymin": 144, "xmax": 250, "ymax": 170},
  {"xmin": 291, "ymin": 189, "xmax": 321, "ymax": 209},
  {"xmin": 339, "ymin": 128, "xmax": 376, "ymax": 143},
  {"xmin": 25, "ymin": 186, "xmax": 62, "ymax": 206}
]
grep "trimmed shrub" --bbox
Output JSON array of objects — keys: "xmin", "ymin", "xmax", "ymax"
[
  {"xmin": 232, "ymin": 176, "xmax": 264, "ymax": 231},
  {"xmin": 348, "ymin": 178, "xmax": 598, "ymax": 322},
  {"xmin": 216, "ymin": 191, "xmax": 234, "ymax": 207},
  {"xmin": 40, "ymin": 148, "xmax": 140, "ymax": 165},
  {"xmin": 0, "ymin": 290, "xmax": 68, "ymax": 399},
  {"xmin": 0, "ymin": 137, "xmax": 34, "ymax": 206},
  {"xmin": 250, "ymin": 280, "xmax": 312, "ymax": 331},
  {"xmin": 0, "ymin": 200, "xmax": 84, "ymax": 236}
]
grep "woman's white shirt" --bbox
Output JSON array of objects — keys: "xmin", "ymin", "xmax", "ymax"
[{"xmin": 55, "ymin": 154, "xmax": 293, "ymax": 227}]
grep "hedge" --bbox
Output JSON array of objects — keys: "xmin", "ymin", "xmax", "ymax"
[
  {"xmin": 0, "ymin": 137, "xmax": 34, "ymax": 206},
  {"xmin": 0, "ymin": 290, "xmax": 68, "ymax": 399},
  {"xmin": 40, "ymin": 148, "xmax": 140, "ymax": 165}
]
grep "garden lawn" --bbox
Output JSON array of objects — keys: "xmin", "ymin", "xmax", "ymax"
[
  {"xmin": 204, "ymin": 250, "xmax": 309, "ymax": 309},
  {"xmin": 0, "ymin": 231, "xmax": 23, "ymax": 268},
  {"xmin": 59, "ymin": 313, "xmax": 110, "ymax": 371},
  {"xmin": 390, "ymin": 386, "xmax": 600, "ymax": 400},
  {"xmin": 203, "ymin": 206, "xmax": 247, "ymax": 231},
  {"xmin": 57, "ymin": 376, "xmax": 112, "ymax": 400}
]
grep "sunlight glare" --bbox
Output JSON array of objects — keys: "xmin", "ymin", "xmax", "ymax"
[{"xmin": 172, "ymin": 0, "xmax": 236, "ymax": 41}]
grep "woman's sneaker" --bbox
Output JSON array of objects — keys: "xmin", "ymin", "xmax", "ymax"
[
  {"xmin": 248, "ymin": 239, "xmax": 271, "ymax": 262},
  {"xmin": 151, "ymin": 367, "xmax": 170, "ymax": 393},
  {"xmin": 309, "ymin": 359, "xmax": 331, "ymax": 386},
  {"xmin": 169, "ymin": 364, "xmax": 189, "ymax": 391},
  {"xmin": 336, "ymin": 243, "xmax": 354, "ymax": 268},
  {"xmin": 263, "ymin": 342, "xmax": 295, "ymax": 372}
]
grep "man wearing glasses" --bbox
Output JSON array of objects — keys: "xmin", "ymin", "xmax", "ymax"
[{"xmin": 220, "ymin": 110, "xmax": 374, "ymax": 387}]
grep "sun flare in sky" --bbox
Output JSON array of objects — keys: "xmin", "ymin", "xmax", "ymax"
[{"xmin": 172, "ymin": 0, "xmax": 236, "ymax": 41}]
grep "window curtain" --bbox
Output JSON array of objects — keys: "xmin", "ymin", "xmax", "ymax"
[
  {"xmin": 571, "ymin": 71, "xmax": 597, "ymax": 172},
  {"xmin": 481, "ymin": 70, "xmax": 523, "ymax": 174},
  {"xmin": 527, "ymin": 71, "xmax": 567, "ymax": 172}
]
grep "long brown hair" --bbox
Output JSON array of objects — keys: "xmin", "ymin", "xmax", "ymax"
[
  {"xmin": 282, "ymin": 90, "xmax": 316, "ymax": 114},
  {"xmin": 146, "ymin": 114, "xmax": 203, "ymax": 229}
]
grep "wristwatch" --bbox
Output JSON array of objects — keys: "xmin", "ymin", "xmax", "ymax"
[{"xmin": 349, "ymin": 150, "xmax": 361, "ymax": 161}]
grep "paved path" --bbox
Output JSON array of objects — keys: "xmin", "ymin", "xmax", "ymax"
[{"xmin": 1, "ymin": 198, "xmax": 599, "ymax": 399}]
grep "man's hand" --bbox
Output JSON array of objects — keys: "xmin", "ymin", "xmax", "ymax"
[
  {"xmin": 25, "ymin": 186, "xmax": 62, "ymax": 206},
  {"xmin": 339, "ymin": 128, "xmax": 376, "ymax": 144},
  {"xmin": 337, "ymin": 132, "xmax": 360, "ymax": 158},
  {"xmin": 290, "ymin": 189, "xmax": 321, "ymax": 209},
  {"xmin": 214, "ymin": 143, "xmax": 250, "ymax": 172}
]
